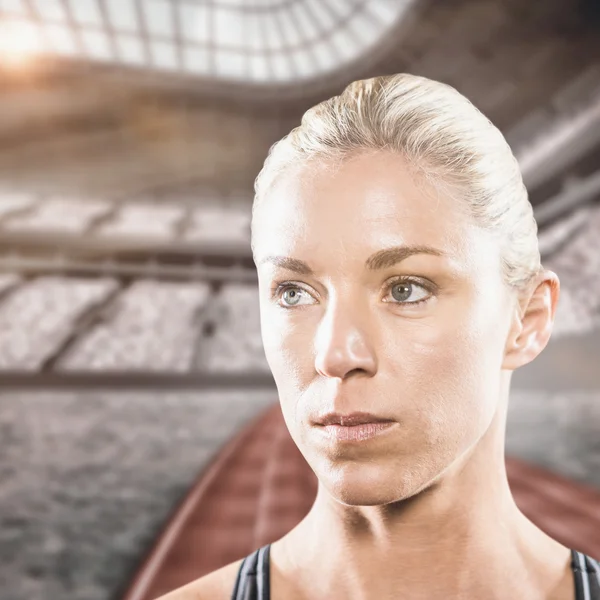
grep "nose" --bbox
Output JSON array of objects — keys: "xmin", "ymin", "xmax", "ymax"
[{"xmin": 313, "ymin": 297, "xmax": 377, "ymax": 380}]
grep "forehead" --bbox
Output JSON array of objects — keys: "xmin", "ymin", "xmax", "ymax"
[{"xmin": 253, "ymin": 152, "xmax": 490, "ymax": 269}]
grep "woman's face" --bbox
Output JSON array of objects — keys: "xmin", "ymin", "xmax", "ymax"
[{"xmin": 253, "ymin": 151, "xmax": 518, "ymax": 506}]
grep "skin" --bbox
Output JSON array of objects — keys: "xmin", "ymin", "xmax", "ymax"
[{"xmin": 162, "ymin": 150, "xmax": 570, "ymax": 600}]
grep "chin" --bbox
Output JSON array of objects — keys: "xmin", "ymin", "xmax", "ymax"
[{"xmin": 319, "ymin": 461, "xmax": 423, "ymax": 506}]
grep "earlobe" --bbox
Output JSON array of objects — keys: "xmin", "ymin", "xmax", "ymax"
[{"xmin": 501, "ymin": 271, "xmax": 560, "ymax": 371}]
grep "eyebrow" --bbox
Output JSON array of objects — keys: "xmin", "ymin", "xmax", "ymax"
[{"xmin": 259, "ymin": 245, "xmax": 446, "ymax": 275}]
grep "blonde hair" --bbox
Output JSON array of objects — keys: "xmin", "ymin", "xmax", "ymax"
[{"xmin": 253, "ymin": 73, "xmax": 541, "ymax": 293}]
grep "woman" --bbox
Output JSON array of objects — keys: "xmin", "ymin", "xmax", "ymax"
[{"xmin": 163, "ymin": 74, "xmax": 600, "ymax": 599}]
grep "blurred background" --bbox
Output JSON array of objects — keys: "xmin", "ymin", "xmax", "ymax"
[{"xmin": 0, "ymin": 0, "xmax": 599, "ymax": 599}]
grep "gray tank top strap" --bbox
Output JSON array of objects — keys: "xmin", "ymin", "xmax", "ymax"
[
  {"xmin": 230, "ymin": 544, "xmax": 271, "ymax": 600},
  {"xmin": 572, "ymin": 549, "xmax": 600, "ymax": 600}
]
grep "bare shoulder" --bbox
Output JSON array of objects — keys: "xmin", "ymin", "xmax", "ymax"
[{"xmin": 155, "ymin": 557, "xmax": 244, "ymax": 600}]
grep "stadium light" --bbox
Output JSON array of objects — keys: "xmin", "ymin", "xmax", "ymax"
[{"xmin": 0, "ymin": 19, "xmax": 41, "ymax": 68}]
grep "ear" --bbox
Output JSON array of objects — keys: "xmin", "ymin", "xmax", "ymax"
[{"xmin": 502, "ymin": 270, "xmax": 560, "ymax": 371}]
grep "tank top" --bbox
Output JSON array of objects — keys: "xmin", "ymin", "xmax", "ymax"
[{"xmin": 230, "ymin": 544, "xmax": 600, "ymax": 600}]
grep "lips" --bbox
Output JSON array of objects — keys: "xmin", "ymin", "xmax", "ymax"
[{"xmin": 314, "ymin": 411, "xmax": 395, "ymax": 427}]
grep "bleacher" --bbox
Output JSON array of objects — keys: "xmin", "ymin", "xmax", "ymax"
[{"xmin": 0, "ymin": 187, "xmax": 271, "ymax": 388}]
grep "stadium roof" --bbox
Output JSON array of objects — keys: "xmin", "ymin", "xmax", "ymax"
[{"xmin": 0, "ymin": 0, "xmax": 414, "ymax": 84}]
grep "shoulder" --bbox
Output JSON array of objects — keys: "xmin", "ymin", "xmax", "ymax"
[{"xmin": 155, "ymin": 557, "xmax": 244, "ymax": 600}]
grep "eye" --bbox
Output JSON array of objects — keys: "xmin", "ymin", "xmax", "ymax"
[
  {"xmin": 272, "ymin": 284, "xmax": 316, "ymax": 308},
  {"xmin": 384, "ymin": 279, "xmax": 432, "ymax": 305}
]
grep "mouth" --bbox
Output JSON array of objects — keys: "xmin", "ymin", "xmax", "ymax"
[
  {"xmin": 315, "ymin": 421, "xmax": 397, "ymax": 443},
  {"xmin": 313, "ymin": 411, "xmax": 395, "ymax": 427},
  {"xmin": 311, "ymin": 411, "xmax": 398, "ymax": 443}
]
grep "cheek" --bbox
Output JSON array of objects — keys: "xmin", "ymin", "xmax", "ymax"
[
  {"xmin": 391, "ymin": 298, "xmax": 507, "ymax": 444},
  {"xmin": 260, "ymin": 310, "xmax": 313, "ymax": 387},
  {"xmin": 259, "ymin": 310, "xmax": 321, "ymax": 451}
]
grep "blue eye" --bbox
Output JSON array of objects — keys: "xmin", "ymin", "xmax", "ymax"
[
  {"xmin": 281, "ymin": 287, "xmax": 302, "ymax": 306},
  {"xmin": 273, "ymin": 284, "xmax": 315, "ymax": 308},
  {"xmin": 388, "ymin": 280, "xmax": 430, "ymax": 304},
  {"xmin": 391, "ymin": 282, "xmax": 412, "ymax": 302}
]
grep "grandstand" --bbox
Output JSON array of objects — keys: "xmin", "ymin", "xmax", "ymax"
[{"xmin": 0, "ymin": 186, "xmax": 270, "ymax": 388}]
